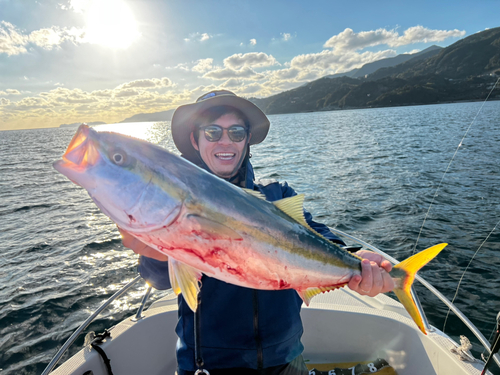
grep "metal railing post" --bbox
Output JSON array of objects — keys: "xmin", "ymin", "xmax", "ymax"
[{"xmin": 41, "ymin": 276, "xmax": 143, "ymax": 375}]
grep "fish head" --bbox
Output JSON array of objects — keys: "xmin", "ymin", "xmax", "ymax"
[{"xmin": 53, "ymin": 124, "xmax": 184, "ymax": 232}]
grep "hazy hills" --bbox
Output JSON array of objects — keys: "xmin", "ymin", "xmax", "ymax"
[
  {"xmin": 59, "ymin": 121, "xmax": 106, "ymax": 128},
  {"xmin": 119, "ymin": 109, "xmax": 175, "ymax": 123}
]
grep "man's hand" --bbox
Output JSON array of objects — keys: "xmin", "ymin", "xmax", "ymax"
[
  {"xmin": 348, "ymin": 249, "xmax": 394, "ymax": 297},
  {"xmin": 119, "ymin": 228, "xmax": 169, "ymax": 262}
]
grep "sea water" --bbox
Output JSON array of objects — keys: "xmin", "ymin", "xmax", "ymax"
[{"xmin": 1, "ymin": 101, "xmax": 499, "ymax": 374}]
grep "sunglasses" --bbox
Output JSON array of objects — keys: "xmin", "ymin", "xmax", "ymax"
[{"xmin": 199, "ymin": 125, "xmax": 248, "ymax": 143}]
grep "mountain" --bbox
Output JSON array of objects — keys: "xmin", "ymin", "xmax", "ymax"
[
  {"xmin": 326, "ymin": 45, "xmax": 442, "ymax": 79},
  {"xmin": 249, "ymin": 27, "xmax": 500, "ymax": 114},
  {"xmin": 368, "ymin": 28, "xmax": 500, "ymax": 81},
  {"xmin": 59, "ymin": 121, "xmax": 106, "ymax": 128},
  {"xmin": 120, "ymin": 109, "xmax": 175, "ymax": 123}
]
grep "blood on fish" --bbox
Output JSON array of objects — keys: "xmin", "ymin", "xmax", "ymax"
[
  {"xmin": 278, "ymin": 279, "xmax": 290, "ymax": 289},
  {"xmin": 225, "ymin": 265, "xmax": 242, "ymax": 277}
]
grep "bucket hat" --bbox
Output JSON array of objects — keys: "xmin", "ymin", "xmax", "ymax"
[{"xmin": 171, "ymin": 90, "xmax": 270, "ymax": 161}]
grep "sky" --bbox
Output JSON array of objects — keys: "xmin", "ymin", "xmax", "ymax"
[{"xmin": 0, "ymin": 0, "xmax": 499, "ymax": 131}]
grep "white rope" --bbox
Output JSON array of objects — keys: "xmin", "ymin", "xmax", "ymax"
[
  {"xmin": 443, "ymin": 219, "xmax": 500, "ymax": 333},
  {"xmin": 413, "ymin": 76, "xmax": 500, "ymax": 254}
]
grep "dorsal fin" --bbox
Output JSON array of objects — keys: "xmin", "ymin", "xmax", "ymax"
[
  {"xmin": 242, "ymin": 188, "xmax": 267, "ymax": 200},
  {"xmin": 273, "ymin": 194, "xmax": 309, "ymax": 226},
  {"xmin": 273, "ymin": 194, "xmax": 330, "ymax": 241}
]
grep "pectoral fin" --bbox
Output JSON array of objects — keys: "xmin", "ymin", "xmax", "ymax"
[
  {"xmin": 297, "ymin": 285, "xmax": 345, "ymax": 306},
  {"xmin": 169, "ymin": 258, "xmax": 203, "ymax": 311},
  {"xmin": 187, "ymin": 214, "xmax": 243, "ymax": 241},
  {"xmin": 168, "ymin": 260, "xmax": 182, "ymax": 296}
]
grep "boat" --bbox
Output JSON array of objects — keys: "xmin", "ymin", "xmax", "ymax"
[{"xmin": 42, "ymin": 228, "xmax": 499, "ymax": 375}]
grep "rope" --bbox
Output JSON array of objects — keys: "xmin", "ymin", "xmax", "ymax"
[
  {"xmin": 443, "ymin": 219, "xmax": 500, "ymax": 332},
  {"xmin": 413, "ymin": 76, "xmax": 500, "ymax": 254},
  {"xmin": 89, "ymin": 329, "xmax": 114, "ymax": 375}
]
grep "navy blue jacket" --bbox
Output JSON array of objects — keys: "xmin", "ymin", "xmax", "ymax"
[{"xmin": 138, "ymin": 161, "xmax": 345, "ymax": 371}]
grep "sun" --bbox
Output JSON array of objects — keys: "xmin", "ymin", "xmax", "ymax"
[{"xmin": 84, "ymin": 0, "xmax": 140, "ymax": 49}]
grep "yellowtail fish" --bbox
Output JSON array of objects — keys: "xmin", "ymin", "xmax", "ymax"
[{"xmin": 53, "ymin": 124, "xmax": 447, "ymax": 334}]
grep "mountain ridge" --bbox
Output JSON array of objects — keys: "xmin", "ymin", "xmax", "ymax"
[{"xmin": 249, "ymin": 27, "xmax": 500, "ymax": 114}]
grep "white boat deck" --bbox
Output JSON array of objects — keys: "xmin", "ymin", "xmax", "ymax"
[{"xmin": 51, "ymin": 287, "xmax": 490, "ymax": 375}]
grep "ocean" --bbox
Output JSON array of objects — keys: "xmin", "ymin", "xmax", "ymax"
[{"xmin": 1, "ymin": 101, "xmax": 499, "ymax": 374}]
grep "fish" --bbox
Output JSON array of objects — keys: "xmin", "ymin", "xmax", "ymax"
[{"xmin": 53, "ymin": 124, "xmax": 447, "ymax": 335}]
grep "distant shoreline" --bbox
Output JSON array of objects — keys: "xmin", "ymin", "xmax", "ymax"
[
  {"xmin": 264, "ymin": 97, "xmax": 500, "ymax": 116},
  {"xmin": 2, "ymin": 98, "xmax": 498, "ymax": 132}
]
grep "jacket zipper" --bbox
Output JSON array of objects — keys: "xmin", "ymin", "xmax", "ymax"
[{"xmin": 253, "ymin": 290, "xmax": 263, "ymax": 370}]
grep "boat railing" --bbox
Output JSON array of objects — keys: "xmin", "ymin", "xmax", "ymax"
[
  {"xmin": 41, "ymin": 276, "xmax": 143, "ymax": 375},
  {"xmin": 41, "ymin": 231, "xmax": 500, "ymax": 374},
  {"xmin": 328, "ymin": 227, "xmax": 500, "ymax": 369}
]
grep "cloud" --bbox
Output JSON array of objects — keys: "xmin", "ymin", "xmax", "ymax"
[
  {"xmin": 0, "ymin": 21, "xmax": 87, "ymax": 55},
  {"xmin": 185, "ymin": 32, "xmax": 213, "ymax": 42},
  {"xmin": 250, "ymin": 39, "xmax": 257, "ymax": 46},
  {"xmin": 255, "ymin": 46, "xmax": 398, "ymax": 94},
  {"xmin": 203, "ymin": 66, "xmax": 265, "ymax": 81},
  {"xmin": 237, "ymin": 83, "xmax": 264, "ymax": 95},
  {"xmin": 281, "ymin": 33, "xmax": 292, "ymax": 41},
  {"xmin": 223, "ymin": 52, "xmax": 279, "ymax": 69},
  {"xmin": 29, "ymin": 27, "xmax": 64, "ymax": 50},
  {"xmin": 0, "ymin": 89, "xmax": 21, "ymax": 96},
  {"xmin": 0, "ymin": 21, "xmax": 28, "ymax": 55},
  {"xmin": 192, "ymin": 58, "xmax": 214, "ymax": 73},
  {"xmin": 117, "ymin": 77, "xmax": 172, "ymax": 89},
  {"xmin": 196, "ymin": 53, "xmax": 278, "ymax": 82},
  {"xmin": 324, "ymin": 28, "xmax": 397, "ymax": 50},
  {"xmin": 0, "ymin": 79, "xmax": 196, "ymax": 129},
  {"xmin": 391, "ymin": 26, "xmax": 466, "ymax": 47},
  {"xmin": 290, "ymin": 48, "xmax": 396, "ymax": 71},
  {"xmin": 114, "ymin": 89, "xmax": 139, "ymax": 97},
  {"xmin": 221, "ymin": 78, "xmax": 241, "ymax": 87},
  {"xmin": 61, "ymin": 0, "xmax": 92, "ymax": 13},
  {"xmin": 170, "ymin": 63, "xmax": 190, "ymax": 71},
  {"xmin": 91, "ymin": 89, "xmax": 114, "ymax": 97},
  {"xmin": 324, "ymin": 26, "xmax": 465, "ymax": 50}
]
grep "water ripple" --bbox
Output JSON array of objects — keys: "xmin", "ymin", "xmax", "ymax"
[{"xmin": 1, "ymin": 104, "xmax": 500, "ymax": 373}]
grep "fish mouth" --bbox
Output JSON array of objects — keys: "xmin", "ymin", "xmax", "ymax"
[
  {"xmin": 54, "ymin": 125, "xmax": 101, "ymax": 173},
  {"xmin": 63, "ymin": 125, "xmax": 100, "ymax": 167},
  {"xmin": 53, "ymin": 125, "xmax": 101, "ymax": 189}
]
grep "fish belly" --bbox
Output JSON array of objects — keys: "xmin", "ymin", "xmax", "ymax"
[{"xmin": 131, "ymin": 222, "xmax": 357, "ymax": 292}]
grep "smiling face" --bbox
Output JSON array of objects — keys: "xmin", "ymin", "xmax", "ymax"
[{"xmin": 190, "ymin": 113, "xmax": 250, "ymax": 179}]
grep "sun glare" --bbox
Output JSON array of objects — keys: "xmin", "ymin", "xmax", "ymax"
[{"xmin": 85, "ymin": 0, "xmax": 140, "ymax": 49}]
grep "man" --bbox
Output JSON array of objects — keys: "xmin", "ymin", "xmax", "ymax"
[{"xmin": 121, "ymin": 90, "xmax": 394, "ymax": 375}]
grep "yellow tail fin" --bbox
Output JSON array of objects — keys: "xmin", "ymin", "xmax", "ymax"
[{"xmin": 392, "ymin": 243, "xmax": 448, "ymax": 335}]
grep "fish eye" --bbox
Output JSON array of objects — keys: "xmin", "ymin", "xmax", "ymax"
[{"xmin": 112, "ymin": 151, "xmax": 126, "ymax": 165}]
